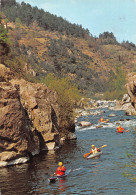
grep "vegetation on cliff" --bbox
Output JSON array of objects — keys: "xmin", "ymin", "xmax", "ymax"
[
  {"xmin": 0, "ymin": 12, "xmax": 10, "ymax": 63},
  {"xmin": 1, "ymin": 0, "xmax": 136, "ymax": 100},
  {"xmin": 1, "ymin": 0, "xmax": 89, "ymax": 38},
  {"xmin": 42, "ymin": 74, "xmax": 81, "ymax": 135}
]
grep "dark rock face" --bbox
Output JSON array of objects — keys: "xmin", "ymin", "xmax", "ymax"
[
  {"xmin": 0, "ymin": 65, "xmax": 76, "ymax": 167},
  {"xmin": 0, "ymin": 82, "xmax": 40, "ymax": 165},
  {"xmin": 11, "ymin": 79, "xmax": 60, "ymax": 147}
]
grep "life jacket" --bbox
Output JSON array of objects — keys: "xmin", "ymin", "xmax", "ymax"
[
  {"xmin": 99, "ymin": 118, "xmax": 104, "ymax": 122},
  {"xmin": 90, "ymin": 147, "xmax": 100, "ymax": 154},
  {"xmin": 117, "ymin": 127, "xmax": 124, "ymax": 133},
  {"xmin": 56, "ymin": 166, "xmax": 66, "ymax": 176}
]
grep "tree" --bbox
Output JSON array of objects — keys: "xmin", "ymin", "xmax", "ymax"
[{"xmin": 0, "ymin": 12, "xmax": 9, "ymax": 63}]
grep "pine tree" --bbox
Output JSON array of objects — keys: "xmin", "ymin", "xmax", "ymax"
[{"xmin": 0, "ymin": 12, "xmax": 9, "ymax": 63}]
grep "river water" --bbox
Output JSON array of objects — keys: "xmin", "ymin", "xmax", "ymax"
[{"xmin": 0, "ymin": 108, "xmax": 136, "ymax": 195}]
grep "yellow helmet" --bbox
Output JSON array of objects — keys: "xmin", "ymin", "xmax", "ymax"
[
  {"xmin": 58, "ymin": 162, "xmax": 63, "ymax": 166},
  {"xmin": 92, "ymin": 145, "xmax": 95, "ymax": 147}
]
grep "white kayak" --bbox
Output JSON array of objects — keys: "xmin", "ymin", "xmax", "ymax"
[{"xmin": 87, "ymin": 151, "xmax": 103, "ymax": 159}]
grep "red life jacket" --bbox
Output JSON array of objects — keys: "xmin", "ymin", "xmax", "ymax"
[
  {"xmin": 117, "ymin": 127, "xmax": 124, "ymax": 133},
  {"xmin": 56, "ymin": 166, "xmax": 66, "ymax": 176}
]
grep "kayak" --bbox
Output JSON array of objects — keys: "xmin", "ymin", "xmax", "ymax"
[
  {"xmin": 49, "ymin": 174, "xmax": 66, "ymax": 183},
  {"xmin": 49, "ymin": 169, "xmax": 71, "ymax": 183},
  {"xmin": 116, "ymin": 131, "xmax": 123, "ymax": 133},
  {"xmin": 87, "ymin": 151, "xmax": 103, "ymax": 159}
]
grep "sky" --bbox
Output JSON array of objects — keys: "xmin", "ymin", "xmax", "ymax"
[{"xmin": 17, "ymin": 0, "xmax": 136, "ymax": 44}]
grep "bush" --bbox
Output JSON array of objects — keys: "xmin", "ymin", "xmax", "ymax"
[
  {"xmin": 43, "ymin": 73, "xmax": 81, "ymax": 105},
  {"xmin": 103, "ymin": 67, "xmax": 127, "ymax": 100},
  {"xmin": 42, "ymin": 74, "xmax": 81, "ymax": 133}
]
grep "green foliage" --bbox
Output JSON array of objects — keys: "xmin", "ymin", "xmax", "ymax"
[
  {"xmin": 42, "ymin": 74, "xmax": 81, "ymax": 124},
  {"xmin": 121, "ymin": 40, "xmax": 136, "ymax": 51},
  {"xmin": 41, "ymin": 73, "xmax": 82, "ymax": 134},
  {"xmin": 126, "ymin": 151, "xmax": 134, "ymax": 158},
  {"xmin": 1, "ymin": 2, "xmax": 135, "ymax": 99},
  {"xmin": 0, "ymin": 12, "xmax": 8, "ymax": 44},
  {"xmin": 0, "ymin": 12, "xmax": 9, "ymax": 63},
  {"xmin": 1, "ymin": 0, "xmax": 16, "ymax": 7},
  {"xmin": 99, "ymin": 31, "xmax": 117, "ymax": 45},
  {"xmin": 103, "ymin": 67, "xmax": 127, "ymax": 100},
  {"xmin": 1, "ymin": 1, "xmax": 89, "ymax": 38},
  {"xmin": 43, "ymin": 73, "xmax": 81, "ymax": 105},
  {"xmin": 15, "ymin": 17, "xmax": 22, "ymax": 28},
  {"xmin": 0, "ymin": 24, "xmax": 8, "ymax": 43}
]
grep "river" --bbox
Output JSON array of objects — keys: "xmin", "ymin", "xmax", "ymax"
[{"xmin": 0, "ymin": 107, "xmax": 136, "ymax": 194}]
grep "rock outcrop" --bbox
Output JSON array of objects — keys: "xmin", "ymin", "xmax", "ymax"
[
  {"xmin": 127, "ymin": 74, "xmax": 136, "ymax": 108},
  {"xmin": 114, "ymin": 73, "xmax": 136, "ymax": 115},
  {"xmin": 0, "ymin": 65, "xmax": 76, "ymax": 167},
  {"xmin": 10, "ymin": 79, "xmax": 60, "ymax": 150},
  {"xmin": 0, "ymin": 64, "xmax": 14, "ymax": 82},
  {"xmin": 79, "ymin": 121, "xmax": 92, "ymax": 127},
  {"xmin": 126, "ymin": 73, "xmax": 136, "ymax": 115},
  {"xmin": 0, "ymin": 82, "xmax": 40, "ymax": 166}
]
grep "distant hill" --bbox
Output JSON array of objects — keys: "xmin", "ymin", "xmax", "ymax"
[{"xmin": 1, "ymin": 0, "xmax": 136, "ymax": 99}]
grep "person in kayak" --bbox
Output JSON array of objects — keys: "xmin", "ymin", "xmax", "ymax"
[
  {"xmin": 55, "ymin": 162, "xmax": 66, "ymax": 176},
  {"xmin": 99, "ymin": 117, "xmax": 104, "ymax": 122},
  {"xmin": 90, "ymin": 145, "xmax": 101, "ymax": 154},
  {"xmin": 116, "ymin": 125, "xmax": 124, "ymax": 133}
]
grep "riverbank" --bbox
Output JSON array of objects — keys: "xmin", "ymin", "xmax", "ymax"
[{"xmin": 0, "ymin": 107, "xmax": 136, "ymax": 194}]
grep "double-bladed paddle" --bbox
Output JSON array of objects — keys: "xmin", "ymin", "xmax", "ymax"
[{"xmin": 83, "ymin": 144, "xmax": 107, "ymax": 158}]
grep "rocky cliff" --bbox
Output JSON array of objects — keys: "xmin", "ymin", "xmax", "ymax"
[
  {"xmin": 0, "ymin": 64, "xmax": 76, "ymax": 167},
  {"xmin": 126, "ymin": 73, "xmax": 136, "ymax": 112}
]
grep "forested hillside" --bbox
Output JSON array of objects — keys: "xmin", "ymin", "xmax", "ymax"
[{"xmin": 1, "ymin": 0, "xmax": 136, "ymax": 99}]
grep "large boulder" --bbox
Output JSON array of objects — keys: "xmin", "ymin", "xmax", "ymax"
[
  {"xmin": 79, "ymin": 121, "xmax": 92, "ymax": 127},
  {"xmin": 0, "ymin": 64, "xmax": 14, "ymax": 82},
  {"xmin": 10, "ymin": 79, "xmax": 60, "ymax": 150},
  {"xmin": 0, "ymin": 82, "xmax": 40, "ymax": 166},
  {"xmin": 0, "ymin": 65, "xmax": 76, "ymax": 167},
  {"xmin": 127, "ymin": 73, "xmax": 136, "ymax": 109},
  {"xmin": 114, "ymin": 73, "xmax": 136, "ymax": 115}
]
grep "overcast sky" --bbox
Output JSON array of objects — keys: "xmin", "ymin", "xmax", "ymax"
[{"xmin": 17, "ymin": 0, "xmax": 136, "ymax": 44}]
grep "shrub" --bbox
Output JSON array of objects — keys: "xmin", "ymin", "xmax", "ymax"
[{"xmin": 42, "ymin": 73, "xmax": 81, "ymax": 133}]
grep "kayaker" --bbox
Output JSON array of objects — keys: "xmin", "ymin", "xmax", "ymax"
[
  {"xmin": 116, "ymin": 125, "xmax": 124, "ymax": 133},
  {"xmin": 55, "ymin": 162, "xmax": 66, "ymax": 176},
  {"xmin": 90, "ymin": 145, "xmax": 101, "ymax": 154},
  {"xmin": 99, "ymin": 117, "xmax": 104, "ymax": 122}
]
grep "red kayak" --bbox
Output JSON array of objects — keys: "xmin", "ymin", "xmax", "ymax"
[
  {"xmin": 116, "ymin": 130, "xmax": 123, "ymax": 133},
  {"xmin": 49, "ymin": 169, "xmax": 71, "ymax": 183}
]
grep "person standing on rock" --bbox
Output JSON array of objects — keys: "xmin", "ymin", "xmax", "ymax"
[{"xmin": 55, "ymin": 162, "xmax": 66, "ymax": 176}]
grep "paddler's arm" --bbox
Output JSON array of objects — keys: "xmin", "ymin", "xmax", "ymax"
[{"xmin": 89, "ymin": 149, "xmax": 93, "ymax": 154}]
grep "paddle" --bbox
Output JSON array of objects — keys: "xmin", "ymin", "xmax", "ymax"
[
  {"xmin": 123, "ymin": 129, "xmax": 130, "ymax": 132},
  {"xmin": 83, "ymin": 144, "xmax": 107, "ymax": 158},
  {"xmin": 125, "ymin": 130, "xmax": 130, "ymax": 132}
]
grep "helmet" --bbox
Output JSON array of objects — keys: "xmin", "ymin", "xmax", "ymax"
[
  {"xmin": 92, "ymin": 145, "xmax": 95, "ymax": 147},
  {"xmin": 58, "ymin": 162, "xmax": 63, "ymax": 166}
]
